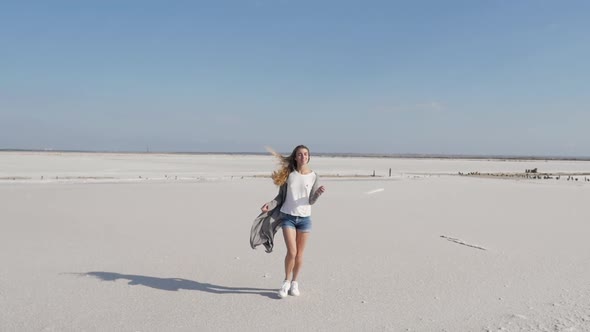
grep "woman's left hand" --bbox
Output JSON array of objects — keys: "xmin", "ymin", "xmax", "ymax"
[{"xmin": 316, "ymin": 186, "xmax": 326, "ymax": 195}]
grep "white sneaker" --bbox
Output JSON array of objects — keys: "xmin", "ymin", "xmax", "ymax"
[
  {"xmin": 278, "ymin": 280, "xmax": 291, "ymax": 298},
  {"xmin": 289, "ymin": 281, "xmax": 300, "ymax": 296}
]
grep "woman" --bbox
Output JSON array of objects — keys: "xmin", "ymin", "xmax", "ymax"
[{"xmin": 250, "ymin": 145, "xmax": 326, "ymax": 298}]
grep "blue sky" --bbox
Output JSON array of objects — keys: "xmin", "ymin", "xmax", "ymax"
[{"xmin": 1, "ymin": 1, "xmax": 589, "ymax": 156}]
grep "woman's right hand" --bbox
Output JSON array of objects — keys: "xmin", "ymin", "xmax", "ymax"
[{"xmin": 260, "ymin": 203, "xmax": 270, "ymax": 212}]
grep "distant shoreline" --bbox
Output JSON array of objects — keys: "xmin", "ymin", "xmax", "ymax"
[{"xmin": 2, "ymin": 148, "xmax": 589, "ymax": 161}]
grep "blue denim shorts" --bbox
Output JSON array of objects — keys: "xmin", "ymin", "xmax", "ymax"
[{"xmin": 280, "ymin": 212, "xmax": 312, "ymax": 232}]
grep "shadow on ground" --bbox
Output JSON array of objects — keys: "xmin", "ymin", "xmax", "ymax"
[{"xmin": 70, "ymin": 271, "xmax": 279, "ymax": 299}]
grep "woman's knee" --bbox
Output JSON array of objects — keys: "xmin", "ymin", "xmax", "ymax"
[{"xmin": 286, "ymin": 249, "xmax": 298, "ymax": 259}]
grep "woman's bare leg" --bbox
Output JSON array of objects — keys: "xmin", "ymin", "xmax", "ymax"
[
  {"xmin": 282, "ymin": 227, "xmax": 297, "ymax": 281},
  {"xmin": 292, "ymin": 231, "xmax": 310, "ymax": 281}
]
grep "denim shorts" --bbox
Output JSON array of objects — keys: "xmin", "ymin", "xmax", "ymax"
[{"xmin": 280, "ymin": 212, "xmax": 312, "ymax": 232}]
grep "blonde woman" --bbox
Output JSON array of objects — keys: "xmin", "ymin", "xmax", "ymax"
[{"xmin": 250, "ymin": 145, "xmax": 326, "ymax": 298}]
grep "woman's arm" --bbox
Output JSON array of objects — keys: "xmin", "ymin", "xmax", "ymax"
[
  {"xmin": 261, "ymin": 184, "xmax": 287, "ymax": 212},
  {"xmin": 309, "ymin": 174, "xmax": 326, "ymax": 205}
]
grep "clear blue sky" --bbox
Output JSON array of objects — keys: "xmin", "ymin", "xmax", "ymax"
[{"xmin": 2, "ymin": 1, "xmax": 589, "ymax": 156}]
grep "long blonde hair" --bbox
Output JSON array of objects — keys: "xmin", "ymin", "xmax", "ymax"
[{"xmin": 266, "ymin": 145, "xmax": 310, "ymax": 186}]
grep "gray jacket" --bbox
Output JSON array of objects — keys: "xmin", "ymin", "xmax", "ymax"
[{"xmin": 250, "ymin": 174, "xmax": 322, "ymax": 253}]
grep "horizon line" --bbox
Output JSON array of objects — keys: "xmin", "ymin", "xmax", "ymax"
[{"xmin": 1, "ymin": 148, "xmax": 590, "ymax": 162}]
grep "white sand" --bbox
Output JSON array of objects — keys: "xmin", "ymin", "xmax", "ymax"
[{"xmin": 1, "ymin": 152, "xmax": 589, "ymax": 331}]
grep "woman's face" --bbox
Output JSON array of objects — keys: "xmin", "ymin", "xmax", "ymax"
[{"xmin": 295, "ymin": 148, "xmax": 309, "ymax": 167}]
